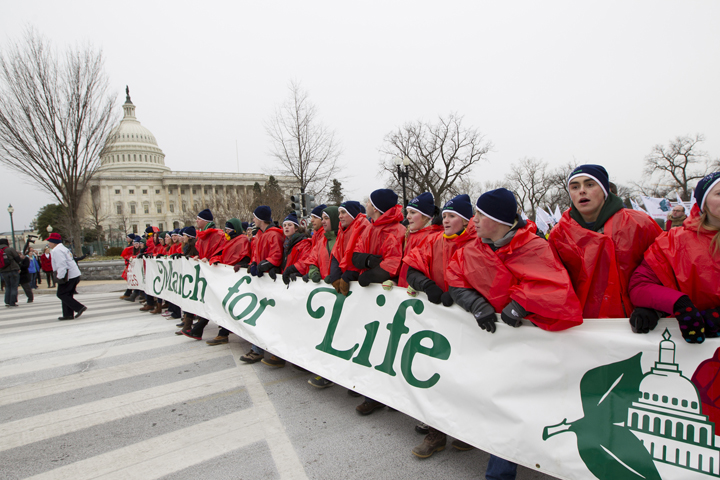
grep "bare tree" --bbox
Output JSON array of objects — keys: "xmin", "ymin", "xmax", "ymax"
[
  {"xmin": 0, "ymin": 29, "xmax": 117, "ymax": 251},
  {"xmin": 643, "ymin": 134, "xmax": 712, "ymax": 201},
  {"xmin": 380, "ymin": 113, "xmax": 492, "ymax": 206},
  {"xmin": 543, "ymin": 161, "xmax": 578, "ymax": 211},
  {"xmin": 505, "ymin": 158, "xmax": 553, "ymax": 220},
  {"xmin": 266, "ymin": 81, "xmax": 341, "ymax": 202}
]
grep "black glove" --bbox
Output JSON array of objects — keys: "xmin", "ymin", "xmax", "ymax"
[
  {"xmin": 629, "ymin": 307, "xmax": 660, "ymax": 334},
  {"xmin": 366, "ymin": 254, "xmax": 382, "ymax": 269},
  {"xmin": 283, "ymin": 265, "xmax": 300, "ymax": 285},
  {"xmin": 474, "ymin": 311, "xmax": 497, "ymax": 333},
  {"xmin": 352, "ymin": 253, "xmax": 371, "ymax": 270},
  {"xmin": 258, "ymin": 260, "xmax": 274, "ymax": 273},
  {"xmin": 358, "ymin": 267, "xmax": 391, "ymax": 287},
  {"xmin": 440, "ymin": 291, "xmax": 454, "ymax": 307},
  {"xmin": 500, "ymin": 303, "xmax": 524, "ymax": 328},
  {"xmin": 701, "ymin": 308, "xmax": 720, "ymax": 337},
  {"xmin": 249, "ymin": 263, "xmax": 260, "ymax": 277},
  {"xmin": 424, "ymin": 284, "xmax": 443, "ymax": 305},
  {"xmin": 268, "ymin": 267, "xmax": 280, "ymax": 282},
  {"xmin": 302, "ymin": 274, "xmax": 309, "ymax": 283},
  {"xmin": 674, "ymin": 296, "xmax": 705, "ymax": 344}
]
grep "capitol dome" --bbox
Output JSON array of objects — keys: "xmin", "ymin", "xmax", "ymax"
[{"xmin": 99, "ymin": 87, "xmax": 170, "ymax": 173}]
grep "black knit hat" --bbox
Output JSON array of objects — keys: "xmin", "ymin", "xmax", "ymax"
[
  {"xmin": 339, "ymin": 201, "xmax": 363, "ymax": 219},
  {"xmin": 182, "ymin": 226, "xmax": 196, "ymax": 238},
  {"xmin": 369, "ymin": 189, "xmax": 398, "ymax": 213},
  {"xmin": 568, "ymin": 164, "xmax": 610, "ymax": 199},
  {"xmin": 695, "ymin": 172, "xmax": 720, "ymax": 213},
  {"xmin": 253, "ymin": 205, "xmax": 272, "ymax": 223},
  {"xmin": 442, "ymin": 194, "xmax": 473, "ymax": 221},
  {"xmin": 283, "ymin": 212, "xmax": 300, "ymax": 226},
  {"xmin": 311, "ymin": 204, "xmax": 328, "ymax": 219},
  {"xmin": 197, "ymin": 209, "xmax": 213, "ymax": 222},
  {"xmin": 407, "ymin": 192, "xmax": 435, "ymax": 218},
  {"xmin": 475, "ymin": 188, "xmax": 517, "ymax": 226}
]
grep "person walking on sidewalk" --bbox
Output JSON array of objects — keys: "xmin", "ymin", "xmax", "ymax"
[
  {"xmin": 40, "ymin": 246, "xmax": 55, "ymax": 288},
  {"xmin": 47, "ymin": 233, "xmax": 87, "ymax": 321},
  {"xmin": 0, "ymin": 238, "xmax": 22, "ymax": 307}
]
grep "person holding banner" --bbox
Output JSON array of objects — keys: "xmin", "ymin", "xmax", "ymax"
[
  {"xmin": 446, "ymin": 188, "xmax": 582, "ymax": 480},
  {"xmin": 665, "ymin": 204, "xmax": 687, "ymax": 230},
  {"xmin": 549, "ymin": 164, "xmax": 662, "ymax": 318},
  {"xmin": 398, "ymin": 192, "xmax": 442, "ymax": 289},
  {"xmin": 277, "ymin": 212, "xmax": 312, "ymax": 286},
  {"xmin": 628, "ymin": 172, "xmax": 720, "ymax": 343},
  {"xmin": 205, "ymin": 219, "xmax": 251, "ymax": 346},
  {"xmin": 301, "ymin": 206, "xmax": 339, "ymax": 285},
  {"xmin": 402, "ymin": 194, "xmax": 476, "ymax": 458},
  {"xmin": 139, "ymin": 226, "xmax": 161, "ymax": 313},
  {"xmin": 119, "ymin": 233, "xmax": 137, "ymax": 300},
  {"xmin": 239, "ymin": 206, "xmax": 285, "ymax": 364},
  {"xmin": 323, "ymin": 201, "xmax": 370, "ymax": 295},
  {"xmin": 176, "ymin": 227, "xmax": 199, "ymax": 336}
]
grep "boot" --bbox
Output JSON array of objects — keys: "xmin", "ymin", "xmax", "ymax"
[
  {"xmin": 206, "ymin": 335, "xmax": 229, "ymax": 346},
  {"xmin": 151, "ymin": 303, "xmax": 163, "ymax": 314},
  {"xmin": 183, "ymin": 317, "xmax": 208, "ymax": 340},
  {"xmin": 411, "ymin": 428, "xmax": 447, "ymax": 458},
  {"xmin": 139, "ymin": 304, "xmax": 153, "ymax": 311},
  {"xmin": 175, "ymin": 314, "xmax": 193, "ymax": 335}
]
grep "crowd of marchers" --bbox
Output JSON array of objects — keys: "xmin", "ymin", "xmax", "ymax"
[{"xmin": 38, "ymin": 164, "xmax": 720, "ymax": 480}]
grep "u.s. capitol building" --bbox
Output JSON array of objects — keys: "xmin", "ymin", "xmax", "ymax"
[{"xmin": 85, "ymin": 89, "xmax": 295, "ymax": 237}]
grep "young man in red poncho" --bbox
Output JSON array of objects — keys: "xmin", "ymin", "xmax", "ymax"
[
  {"xmin": 119, "ymin": 233, "xmax": 137, "ymax": 300},
  {"xmin": 398, "ymin": 192, "xmax": 442, "ymax": 289},
  {"xmin": 403, "ymin": 194, "xmax": 477, "ymax": 458},
  {"xmin": 322, "ymin": 201, "xmax": 370, "ymax": 293},
  {"xmin": 549, "ymin": 164, "xmax": 662, "ymax": 318},
  {"xmin": 446, "ymin": 188, "xmax": 583, "ymax": 480},
  {"xmin": 182, "ymin": 209, "xmax": 227, "ymax": 340},
  {"xmin": 239, "ymin": 205, "xmax": 285, "ymax": 364},
  {"xmin": 282, "ymin": 204, "xmax": 327, "ymax": 284},
  {"xmin": 349, "ymin": 189, "xmax": 406, "ymax": 416},
  {"xmin": 139, "ymin": 226, "xmax": 161, "ymax": 313}
]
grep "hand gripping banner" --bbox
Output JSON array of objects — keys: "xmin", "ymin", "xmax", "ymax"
[{"xmin": 133, "ymin": 258, "xmax": 720, "ymax": 480}]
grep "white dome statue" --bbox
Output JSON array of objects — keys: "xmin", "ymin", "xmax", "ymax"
[{"xmin": 99, "ymin": 86, "xmax": 170, "ymax": 173}]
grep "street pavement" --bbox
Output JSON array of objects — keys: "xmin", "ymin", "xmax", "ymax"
[{"xmin": 0, "ymin": 287, "xmax": 560, "ymax": 480}]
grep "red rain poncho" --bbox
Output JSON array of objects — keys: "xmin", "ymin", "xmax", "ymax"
[
  {"xmin": 353, "ymin": 204, "xmax": 406, "ymax": 276},
  {"xmin": 398, "ymin": 224, "xmax": 443, "ymax": 288},
  {"xmin": 121, "ymin": 245, "xmax": 134, "ymax": 280},
  {"xmin": 284, "ymin": 238, "xmax": 313, "ymax": 274},
  {"xmin": 549, "ymin": 208, "xmax": 662, "ymax": 318},
  {"xmin": 216, "ymin": 234, "xmax": 251, "ymax": 266},
  {"xmin": 196, "ymin": 228, "xmax": 226, "ymax": 261},
  {"xmin": 643, "ymin": 205, "xmax": 720, "ymax": 311},
  {"xmin": 332, "ymin": 215, "xmax": 370, "ymax": 273},
  {"xmin": 448, "ymin": 220, "xmax": 583, "ymax": 331},
  {"xmin": 251, "ymin": 226, "xmax": 284, "ymax": 267}
]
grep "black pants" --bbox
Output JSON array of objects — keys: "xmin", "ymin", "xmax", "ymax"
[
  {"xmin": 44, "ymin": 271, "xmax": 55, "ymax": 287},
  {"xmin": 57, "ymin": 277, "xmax": 84, "ymax": 318},
  {"xmin": 20, "ymin": 282, "xmax": 33, "ymax": 302}
]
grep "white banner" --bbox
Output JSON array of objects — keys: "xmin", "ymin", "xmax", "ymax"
[
  {"xmin": 641, "ymin": 196, "xmax": 673, "ymax": 219},
  {"xmin": 133, "ymin": 258, "xmax": 720, "ymax": 480}
]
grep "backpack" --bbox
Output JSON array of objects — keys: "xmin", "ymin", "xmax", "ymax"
[{"xmin": 0, "ymin": 246, "xmax": 7, "ymax": 269}]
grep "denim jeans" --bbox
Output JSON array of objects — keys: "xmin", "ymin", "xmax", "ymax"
[
  {"xmin": 486, "ymin": 455, "xmax": 517, "ymax": 480},
  {"xmin": 1, "ymin": 271, "xmax": 19, "ymax": 306},
  {"xmin": 251, "ymin": 344, "xmax": 265, "ymax": 355}
]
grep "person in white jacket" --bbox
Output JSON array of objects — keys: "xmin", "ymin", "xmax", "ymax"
[{"xmin": 47, "ymin": 233, "xmax": 87, "ymax": 321}]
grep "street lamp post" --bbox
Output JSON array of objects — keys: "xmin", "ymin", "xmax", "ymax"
[
  {"xmin": 394, "ymin": 156, "xmax": 412, "ymax": 209},
  {"xmin": 7, "ymin": 204, "xmax": 16, "ymax": 250}
]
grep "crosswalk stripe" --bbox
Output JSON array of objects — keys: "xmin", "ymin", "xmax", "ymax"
[
  {"xmin": 24, "ymin": 409, "xmax": 264, "ymax": 480},
  {"xmin": 0, "ymin": 346, "xmax": 231, "ymax": 406},
  {"xmin": 0, "ymin": 368, "xmax": 243, "ymax": 452},
  {"xmin": 0, "ymin": 303, "xmax": 141, "ymax": 327},
  {"xmin": 0, "ymin": 336, "xmax": 189, "ymax": 380}
]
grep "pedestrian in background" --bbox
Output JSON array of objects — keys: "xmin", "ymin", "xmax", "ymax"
[
  {"xmin": 27, "ymin": 249, "xmax": 40, "ymax": 288},
  {"xmin": 40, "ymin": 246, "xmax": 55, "ymax": 288},
  {"xmin": 665, "ymin": 204, "xmax": 687, "ymax": 230},
  {"xmin": 0, "ymin": 238, "xmax": 22, "ymax": 307},
  {"xmin": 47, "ymin": 233, "xmax": 87, "ymax": 321},
  {"xmin": 17, "ymin": 251, "xmax": 33, "ymax": 303}
]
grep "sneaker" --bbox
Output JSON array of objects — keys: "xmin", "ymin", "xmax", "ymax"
[
  {"xmin": 412, "ymin": 430, "xmax": 447, "ymax": 458},
  {"xmin": 239, "ymin": 350, "xmax": 263, "ymax": 363},
  {"xmin": 261, "ymin": 355, "xmax": 286, "ymax": 368},
  {"xmin": 356, "ymin": 399, "xmax": 384, "ymax": 415},
  {"xmin": 74, "ymin": 306, "xmax": 87, "ymax": 318},
  {"xmin": 308, "ymin": 376, "xmax": 334, "ymax": 388},
  {"xmin": 451, "ymin": 439, "xmax": 474, "ymax": 451},
  {"xmin": 206, "ymin": 335, "xmax": 229, "ymax": 346},
  {"xmin": 182, "ymin": 330, "xmax": 202, "ymax": 340},
  {"xmin": 415, "ymin": 422, "xmax": 430, "ymax": 435}
]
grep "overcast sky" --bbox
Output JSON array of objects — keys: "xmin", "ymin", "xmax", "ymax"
[{"xmin": 1, "ymin": 0, "xmax": 719, "ymax": 233}]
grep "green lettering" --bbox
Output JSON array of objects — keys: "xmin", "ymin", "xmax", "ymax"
[
  {"xmin": 189, "ymin": 264, "xmax": 207, "ymax": 302},
  {"xmin": 222, "ymin": 276, "xmax": 251, "ymax": 309},
  {"xmin": 352, "ymin": 321, "xmax": 379, "ymax": 367},
  {"xmin": 401, "ymin": 330, "xmax": 451, "ymax": 389},
  {"xmin": 181, "ymin": 273, "xmax": 193, "ymax": 298},
  {"xmin": 308, "ymin": 287, "xmax": 358, "ymax": 360},
  {"xmin": 375, "ymin": 299, "xmax": 422, "ymax": 376}
]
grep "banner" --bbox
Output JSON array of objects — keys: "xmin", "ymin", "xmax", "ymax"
[
  {"xmin": 641, "ymin": 196, "xmax": 672, "ymax": 219},
  {"xmin": 134, "ymin": 258, "xmax": 720, "ymax": 480}
]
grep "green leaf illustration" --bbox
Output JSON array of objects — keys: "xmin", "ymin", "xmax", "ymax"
[{"xmin": 544, "ymin": 353, "xmax": 661, "ymax": 480}]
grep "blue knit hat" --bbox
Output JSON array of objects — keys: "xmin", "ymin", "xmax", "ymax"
[
  {"xmin": 171, "ymin": 229, "xmax": 181, "ymax": 237},
  {"xmin": 407, "ymin": 192, "xmax": 436, "ymax": 218},
  {"xmin": 197, "ymin": 208, "xmax": 213, "ymax": 222},
  {"xmin": 442, "ymin": 194, "xmax": 473, "ymax": 221},
  {"xmin": 311, "ymin": 204, "xmax": 328, "ymax": 219},
  {"xmin": 369, "ymin": 189, "xmax": 398, "ymax": 213},
  {"xmin": 241, "ymin": 222, "xmax": 249, "ymax": 231},
  {"xmin": 695, "ymin": 172, "xmax": 720, "ymax": 213},
  {"xmin": 568, "ymin": 164, "xmax": 610, "ymax": 199},
  {"xmin": 182, "ymin": 226, "xmax": 197, "ymax": 238},
  {"xmin": 126, "ymin": 233, "xmax": 135, "ymax": 240},
  {"xmin": 253, "ymin": 205, "xmax": 272, "ymax": 223},
  {"xmin": 283, "ymin": 211, "xmax": 300, "ymax": 226},
  {"xmin": 339, "ymin": 201, "xmax": 363, "ymax": 219},
  {"xmin": 475, "ymin": 188, "xmax": 517, "ymax": 226}
]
